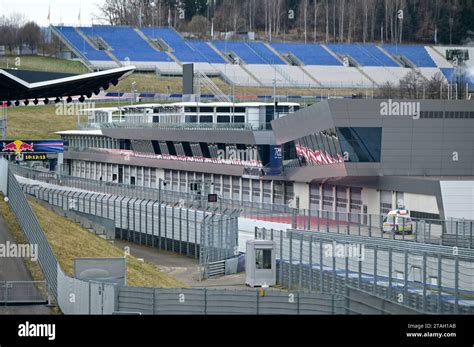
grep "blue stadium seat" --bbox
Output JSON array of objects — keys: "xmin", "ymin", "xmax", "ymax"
[
  {"xmin": 326, "ymin": 44, "xmax": 398, "ymax": 67},
  {"xmin": 270, "ymin": 42, "xmax": 342, "ymax": 66},
  {"xmin": 382, "ymin": 45, "xmax": 437, "ymax": 67},
  {"xmin": 55, "ymin": 26, "xmax": 111, "ymax": 61},
  {"xmin": 188, "ymin": 41, "xmax": 226, "ymax": 63},
  {"xmin": 79, "ymin": 26, "xmax": 172, "ymax": 62},
  {"xmin": 213, "ymin": 41, "xmax": 268, "ymax": 64},
  {"xmin": 141, "ymin": 28, "xmax": 218, "ymax": 63},
  {"xmin": 246, "ymin": 42, "xmax": 285, "ymax": 64}
]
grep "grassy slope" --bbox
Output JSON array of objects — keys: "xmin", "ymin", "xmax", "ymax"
[
  {"xmin": 0, "ymin": 55, "xmax": 89, "ymax": 74},
  {"xmin": 29, "ymin": 198, "xmax": 184, "ymax": 288},
  {"xmin": 0, "ymin": 196, "xmax": 45, "ymax": 282}
]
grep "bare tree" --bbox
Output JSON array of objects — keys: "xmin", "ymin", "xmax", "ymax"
[
  {"xmin": 19, "ymin": 21, "xmax": 42, "ymax": 54},
  {"xmin": 399, "ymin": 71, "xmax": 425, "ymax": 99}
]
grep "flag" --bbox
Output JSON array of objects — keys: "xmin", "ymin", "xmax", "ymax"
[
  {"xmin": 434, "ymin": 26, "xmax": 438, "ymax": 44},
  {"xmin": 1, "ymin": 102, "xmax": 6, "ymax": 108},
  {"xmin": 167, "ymin": 8, "xmax": 171, "ymax": 27},
  {"xmin": 47, "ymin": 5, "xmax": 51, "ymax": 22}
]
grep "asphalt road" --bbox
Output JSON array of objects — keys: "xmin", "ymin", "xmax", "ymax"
[{"xmin": 0, "ymin": 214, "xmax": 51, "ymax": 314}]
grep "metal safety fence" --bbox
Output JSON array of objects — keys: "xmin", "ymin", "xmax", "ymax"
[
  {"xmin": 115, "ymin": 287, "xmax": 345, "ymax": 315},
  {"xmin": 0, "ymin": 281, "xmax": 48, "ymax": 305},
  {"xmin": 5, "ymin": 169, "xmax": 58, "ymax": 299},
  {"xmin": 11, "ymin": 165, "xmax": 473, "ymax": 249},
  {"xmin": 2, "ymin": 161, "xmax": 347, "ymax": 315},
  {"xmin": 19, "ymin": 181, "xmax": 240, "ymax": 278},
  {"xmin": 256, "ymin": 227, "xmax": 474, "ymax": 314}
]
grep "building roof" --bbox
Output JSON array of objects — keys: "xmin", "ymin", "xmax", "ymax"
[{"xmin": 0, "ymin": 66, "xmax": 135, "ymax": 102}]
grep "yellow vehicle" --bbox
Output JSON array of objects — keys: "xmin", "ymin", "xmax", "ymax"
[{"xmin": 382, "ymin": 209, "xmax": 413, "ymax": 234}]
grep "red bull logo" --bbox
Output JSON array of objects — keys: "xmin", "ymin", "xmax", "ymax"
[{"xmin": 2, "ymin": 140, "xmax": 34, "ymax": 154}]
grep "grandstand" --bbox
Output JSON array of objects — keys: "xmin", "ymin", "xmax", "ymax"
[{"xmin": 51, "ymin": 25, "xmax": 472, "ymax": 90}]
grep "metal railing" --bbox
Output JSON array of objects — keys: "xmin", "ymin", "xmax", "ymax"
[
  {"xmin": 256, "ymin": 227, "xmax": 474, "ymax": 314},
  {"xmin": 19, "ymin": 178, "xmax": 240, "ymax": 278},
  {"xmin": 116, "ymin": 287, "xmax": 345, "ymax": 315},
  {"xmin": 99, "ymin": 121, "xmax": 273, "ymax": 131},
  {"xmin": 11, "ymin": 164, "xmax": 474, "ymax": 249},
  {"xmin": 5, "ymin": 169, "xmax": 58, "ymax": 299},
  {"xmin": 0, "ymin": 281, "xmax": 47, "ymax": 304}
]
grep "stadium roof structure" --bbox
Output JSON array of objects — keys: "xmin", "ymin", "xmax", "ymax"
[{"xmin": 0, "ymin": 66, "xmax": 135, "ymax": 103}]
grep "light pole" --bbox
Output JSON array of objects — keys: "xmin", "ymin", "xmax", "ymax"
[
  {"xmin": 131, "ymin": 81, "xmax": 137, "ymax": 105},
  {"xmin": 158, "ymin": 178, "xmax": 168, "ymax": 203}
]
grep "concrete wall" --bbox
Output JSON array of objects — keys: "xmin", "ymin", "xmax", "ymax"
[
  {"xmin": 361, "ymin": 188, "xmax": 379, "ymax": 215},
  {"xmin": 404, "ymin": 193, "xmax": 439, "ymax": 214},
  {"xmin": 440, "ymin": 181, "xmax": 474, "ymax": 219},
  {"xmin": 293, "ymin": 182, "xmax": 310, "ymax": 209}
]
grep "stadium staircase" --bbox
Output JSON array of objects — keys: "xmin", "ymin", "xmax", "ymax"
[
  {"xmin": 321, "ymin": 44, "xmax": 344, "ymax": 64},
  {"xmin": 207, "ymin": 42, "xmax": 232, "ymax": 63},
  {"xmin": 75, "ymin": 28, "xmax": 120, "ymax": 66},
  {"xmin": 265, "ymin": 43, "xmax": 322, "ymax": 87},
  {"xmin": 238, "ymin": 64, "xmax": 265, "ymax": 87},
  {"xmin": 133, "ymin": 28, "xmax": 179, "ymax": 65},
  {"xmin": 246, "ymin": 43, "xmax": 300, "ymax": 88},
  {"xmin": 50, "ymin": 26, "xmax": 93, "ymax": 71},
  {"xmin": 194, "ymin": 71, "xmax": 231, "ymax": 102}
]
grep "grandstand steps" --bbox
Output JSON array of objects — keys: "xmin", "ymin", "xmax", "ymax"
[
  {"xmin": 376, "ymin": 46, "xmax": 403, "ymax": 67},
  {"xmin": 75, "ymin": 28, "xmax": 100, "ymax": 51},
  {"xmin": 50, "ymin": 26, "xmax": 93, "ymax": 71},
  {"xmin": 166, "ymin": 51, "xmax": 183, "ymax": 67},
  {"xmin": 238, "ymin": 64, "xmax": 265, "ymax": 87},
  {"xmin": 136, "ymin": 28, "xmax": 182, "ymax": 66},
  {"xmin": 264, "ymin": 44, "xmax": 291, "ymax": 65},
  {"xmin": 134, "ymin": 28, "xmax": 164, "ymax": 52},
  {"xmin": 245, "ymin": 43, "xmax": 301, "ymax": 87},
  {"xmin": 298, "ymin": 65, "xmax": 323, "ymax": 87},
  {"xmin": 74, "ymin": 28, "xmax": 121, "ymax": 67},
  {"xmin": 355, "ymin": 66, "xmax": 378, "ymax": 87},
  {"xmin": 104, "ymin": 51, "xmax": 122, "ymax": 66},
  {"xmin": 321, "ymin": 44, "xmax": 344, "ymax": 65},
  {"xmin": 207, "ymin": 42, "xmax": 232, "ymax": 63}
]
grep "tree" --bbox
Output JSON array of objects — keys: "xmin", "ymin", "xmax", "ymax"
[
  {"xmin": 20, "ymin": 22, "xmax": 42, "ymax": 54},
  {"xmin": 186, "ymin": 15, "xmax": 209, "ymax": 38},
  {"xmin": 399, "ymin": 71, "xmax": 425, "ymax": 99}
]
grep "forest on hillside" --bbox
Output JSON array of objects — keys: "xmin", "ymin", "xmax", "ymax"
[{"xmin": 99, "ymin": 0, "xmax": 474, "ymax": 45}]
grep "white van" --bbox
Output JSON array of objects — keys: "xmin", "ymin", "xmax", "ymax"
[{"xmin": 382, "ymin": 209, "xmax": 413, "ymax": 234}]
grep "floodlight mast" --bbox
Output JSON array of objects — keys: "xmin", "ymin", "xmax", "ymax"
[{"xmin": 446, "ymin": 49, "xmax": 471, "ymax": 100}]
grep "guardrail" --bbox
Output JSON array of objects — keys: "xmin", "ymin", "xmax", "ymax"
[
  {"xmin": 11, "ymin": 164, "xmax": 474, "ymax": 249},
  {"xmin": 5, "ymin": 169, "xmax": 58, "ymax": 299},
  {"xmin": 256, "ymin": 227, "xmax": 474, "ymax": 314}
]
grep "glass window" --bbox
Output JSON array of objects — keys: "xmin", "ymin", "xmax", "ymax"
[
  {"xmin": 217, "ymin": 115, "xmax": 231, "ymax": 123},
  {"xmin": 234, "ymin": 116, "xmax": 245, "ymax": 123},
  {"xmin": 216, "ymin": 107, "xmax": 231, "ymax": 113},
  {"xmin": 199, "ymin": 107, "xmax": 214, "ymax": 113},
  {"xmin": 255, "ymin": 249, "xmax": 272, "ymax": 269},
  {"xmin": 199, "ymin": 115, "xmax": 213, "ymax": 123},
  {"xmin": 336, "ymin": 127, "xmax": 382, "ymax": 163}
]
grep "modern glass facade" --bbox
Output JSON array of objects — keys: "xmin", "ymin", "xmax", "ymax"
[
  {"xmin": 336, "ymin": 127, "xmax": 382, "ymax": 163},
  {"xmin": 283, "ymin": 127, "xmax": 382, "ymax": 167}
]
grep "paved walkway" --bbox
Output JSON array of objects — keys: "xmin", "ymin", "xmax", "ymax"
[
  {"xmin": 0, "ymin": 213, "xmax": 51, "ymax": 314},
  {"xmin": 113, "ymin": 239, "xmax": 248, "ymax": 289}
]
